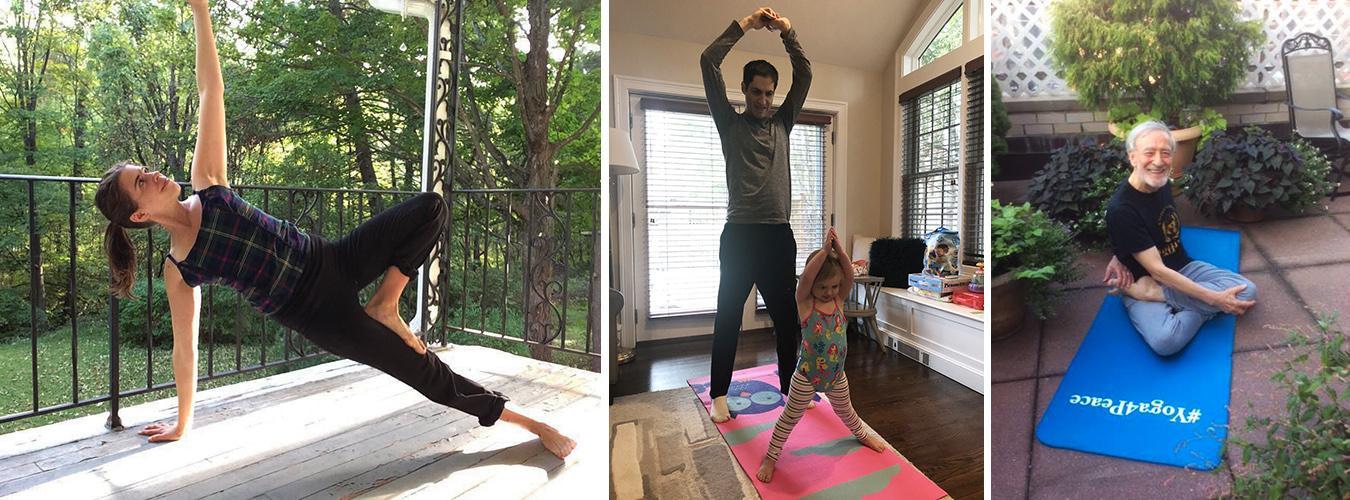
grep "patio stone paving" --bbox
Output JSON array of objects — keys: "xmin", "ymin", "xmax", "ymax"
[{"xmin": 992, "ymin": 180, "xmax": 1339, "ymax": 499}]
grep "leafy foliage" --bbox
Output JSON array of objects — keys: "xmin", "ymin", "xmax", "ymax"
[
  {"xmin": 1232, "ymin": 311, "xmax": 1350, "ymax": 497},
  {"xmin": 992, "ymin": 79, "xmax": 1010, "ymax": 178},
  {"xmin": 1026, "ymin": 139, "xmax": 1129, "ymax": 243},
  {"xmin": 1180, "ymin": 126, "xmax": 1332, "ymax": 215},
  {"xmin": 991, "ymin": 200, "xmax": 1082, "ymax": 319},
  {"xmin": 1048, "ymin": 0, "xmax": 1262, "ymax": 126},
  {"xmin": 1107, "ymin": 103, "xmax": 1227, "ymax": 148},
  {"xmin": 0, "ymin": 0, "xmax": 600, "ymax": 370}
]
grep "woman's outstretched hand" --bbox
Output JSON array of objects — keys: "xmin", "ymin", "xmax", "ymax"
[
  {"xmin": 138, "ymin": 422, "xmax": 186, "ymax": 442},
  {"xmin": 186, "ymin": 0, "xmax": 208, "ymax": 9}
]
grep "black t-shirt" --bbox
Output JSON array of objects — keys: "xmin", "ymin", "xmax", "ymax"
[{"xmin": 1105, "ymin": 179, "xmax": 1192, "ymax": 278}]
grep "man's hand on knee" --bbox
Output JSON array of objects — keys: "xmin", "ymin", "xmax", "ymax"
[{"xmin": 1213, "ymin": 284, "xmax": 1256, "ymax": 315}]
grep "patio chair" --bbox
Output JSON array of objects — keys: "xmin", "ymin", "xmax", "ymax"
[{"xmin": 1282, "ymin": 32, "xmax": 1350, "ymax": 199}]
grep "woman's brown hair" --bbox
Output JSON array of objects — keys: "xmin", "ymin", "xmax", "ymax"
[{"xmin": 94, "ymin": 161, "xmax": 154, "ymax": 298}]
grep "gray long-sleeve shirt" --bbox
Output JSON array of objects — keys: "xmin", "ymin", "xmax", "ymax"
[{"xmin": 700, "ymin": 21, "xmax": 812, "ymax": 224}]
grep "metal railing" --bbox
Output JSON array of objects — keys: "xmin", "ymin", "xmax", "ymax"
[{"xmin": 0, "ymin": 174, "xmax": 598, "ymax": 430}]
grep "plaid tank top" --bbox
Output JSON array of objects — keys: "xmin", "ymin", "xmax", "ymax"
[{"xmin": 167, "ymin": 185, "xmax": 310, "ymax": 315}]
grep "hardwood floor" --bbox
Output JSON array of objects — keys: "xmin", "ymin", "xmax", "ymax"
[{"xmin": 612, "ymin": 327, "xmax": 985, "ymax": 500}]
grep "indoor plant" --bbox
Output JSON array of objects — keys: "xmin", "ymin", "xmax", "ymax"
[
  {"xmin": 1180, "ymin": 126, "xmax": 1334, "ymax": 220},
  {"xmin": 1049, "ymin": 0, "xmax": 1262, "ymax": 174},
  {"xmin": 991, "ymin": 200, "xmax": 1081, "ymax": 338}
]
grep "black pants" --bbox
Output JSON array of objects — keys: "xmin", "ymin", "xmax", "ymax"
[
  {"xmin": 709, "ymin": 223, "xmax": 800, "ymax": 399},
  {"xmin": 273, "ymin": 192, "xmax": 508, "ymax": 426}
]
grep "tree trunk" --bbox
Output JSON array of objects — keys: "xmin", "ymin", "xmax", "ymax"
[{"xmin": 328, "ymin": 0, "xmax": 382, "ymax": 213}]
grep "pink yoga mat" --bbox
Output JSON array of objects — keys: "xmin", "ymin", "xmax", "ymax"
[{"xmin": 688, "ymin": 364, "xmax": 949, "ymax": 499}]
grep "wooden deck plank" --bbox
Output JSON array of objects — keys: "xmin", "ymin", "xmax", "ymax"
[
  {"xmin": 273, "ymin": 370, "xmax": 589, "ymax": 500},
  {"xmin": 0, "ymin": 346, "xmax": 600, "ymax": 500},
  {"xmin": 171, "ymin": 371, "xmax": 544, "ymax": 500},
  {"xmin": 348, "ymin": 375, "xmax": 595, "ymax": 499},
  {"xmin": 0, "ymin": 359, "xmax": 370, "ymax": 462},
  {"xmin": 6, "ymin": 362, "xmax": 377, "ymax": 482},
  {"xmin": 454, "ymin": 395, "xmax": 604, "ymax": 500},
  {"xmin": 4, "ymin": 362, "xmax": 411, "ymax": 498}
]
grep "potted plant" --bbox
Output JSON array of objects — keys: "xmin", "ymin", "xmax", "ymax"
[
  {"xmin": 1026, "ymin": 139, "xmax": 1130, "ymax": 244},
  {"xmin": 991, "ymin": 200, "xmax": 1082, "ymax": 339},
  {"xmin": 1180, "ymin": 126, "xmax": 1334, "ymax": 221},
  {"xmin": 1049, "ymin": 0, "xmax": 1263, "ymax": 176}
]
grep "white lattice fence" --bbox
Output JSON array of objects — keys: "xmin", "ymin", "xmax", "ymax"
[{"xmin": 992, "ymin": 0, "xmax": 1350, "ymax": 102}]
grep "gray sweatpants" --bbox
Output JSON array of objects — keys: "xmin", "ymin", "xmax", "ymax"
[{"xmin": 1121, "ymin": 260, "xmax": 1257, "ymax": 356}]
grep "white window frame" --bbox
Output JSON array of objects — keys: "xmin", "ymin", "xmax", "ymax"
[
  {"xmin": 612, "ymin": 75, "xmax": 849, "ymax": 344},
  {"xmin": 902, "ymin": 0, "xmax": 967, "ymax": 76}
]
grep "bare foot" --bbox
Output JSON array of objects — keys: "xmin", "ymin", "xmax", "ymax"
[
  {"xmin": 860, "ymin": 433, "xmax": 886, "ymax": 452},
  {"xmin": 1121, "ymin": 277, "xmax": 1166, "ymax": 302},
  {"xmin": 756, "ymin": 457, "xmax": 777, "ymax": 483},
  {"xmin": 364, "ymin": 303, "xmax": 426, "ymax": 355},
  {"xmin": 710, "ymin": 396, "xmax": 730, "ymax": 423},
  {"xmin": 531, "ymin": 422, "xmax": 576, "ymax": 459}
]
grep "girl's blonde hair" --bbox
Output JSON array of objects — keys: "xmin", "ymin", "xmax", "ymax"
[{"xmin": 805, "ymin": 248, "xmax": 842, "ymax": 283}]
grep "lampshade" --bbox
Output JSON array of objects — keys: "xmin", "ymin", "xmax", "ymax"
[
  {"xmin": 609, "ymin": 128, "xmax": 641, "ymax": 176},
  {"xmin": 367, "ymin": 0, "xmax": 434, "ymax": 19}
]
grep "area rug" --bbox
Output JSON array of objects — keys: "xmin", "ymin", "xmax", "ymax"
[
  {"xmin": 687, "ymin": 364, "xmax": 949, "ymax": 499},
  {"xmin": 610, "ymin": 387, "xmax": 757, "ymax": 499},
  {"xmin": 1036, "ymin": 226, "xmax": 1239, "ymax": 469}
]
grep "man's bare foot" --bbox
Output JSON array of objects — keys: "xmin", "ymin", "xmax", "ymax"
[
  {"xmin": 531, "ymin": 422, "xmax": 576, "ymax": 459},
  {"xmin": 756, "ymin": 457, "xmax": 777, "ymax": 482},
  {"xmin": 1121, "ymin": 276, "xmax": 1166, "ymax": 302},
  {"xmin": 365, "ymin": 303, "xmax": 426, "ymax": 354},
  {"xmin": 860, "ymin": 433, "xmax": 886, "ymax": 452},
  {"xmin": 710, "ymin": 396, "xmax": 730, "ymax": 423}
]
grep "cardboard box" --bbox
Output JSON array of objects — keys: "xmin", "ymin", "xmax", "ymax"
[{"xmin": 907, "ymin": 273, "xmax": 971, "ymax": 296}]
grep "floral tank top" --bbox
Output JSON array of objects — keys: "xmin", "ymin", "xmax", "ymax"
[{"xmin": 798, "ymin": 299, "xmax": 846, "ymax": 391}]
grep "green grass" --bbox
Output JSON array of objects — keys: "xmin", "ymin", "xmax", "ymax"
[
  {"xmin": 0, "ymin": 299, "xmax": 597, "ymax": 435},
  {"xmin": 0, "ymin": 320, "xmax": 338, "ymax": 435}
]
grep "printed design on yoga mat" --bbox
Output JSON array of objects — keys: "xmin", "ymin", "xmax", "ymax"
[
  {"xmin": 1036, "ymin": 226, "xmax": 1239, "ymax": 470},
  {"xmin": 689, "ymin": 364, "xmax": 948, "ymax": 500},
  {"xmin": 689, "ymin": 376, "xmax": 820, "ymax": 418}
]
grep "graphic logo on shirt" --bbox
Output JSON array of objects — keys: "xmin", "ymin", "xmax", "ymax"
[{"xmin": 1157, "ymin": 207, "xmax": 1181, "ymax": 257}]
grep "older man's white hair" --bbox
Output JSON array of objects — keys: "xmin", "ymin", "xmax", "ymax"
[{"xmin": 1125, "ymin": 120, "xmax": 1177, "ymax": 153}]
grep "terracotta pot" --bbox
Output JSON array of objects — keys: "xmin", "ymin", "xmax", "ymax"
[
  {"xmin": 1225, "ymin": 203, "xmax": 1265, "ymax": 223},
  {"xmin": 990, "ymin": 272, "xmax": 1027, "ymax": 341},
  {"xmin": 1107, "ymin": 122, "xmax": 1202, "ymax": 179}
]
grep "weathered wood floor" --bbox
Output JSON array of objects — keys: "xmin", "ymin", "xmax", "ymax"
[{"xmin": 0, "ymin": 345, "xmax": 603, "ymax": 499}]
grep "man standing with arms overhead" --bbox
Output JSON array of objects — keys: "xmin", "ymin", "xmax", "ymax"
[{"xmin": 700, "ymin": 6, "xmax": 812, "ymax": 422}]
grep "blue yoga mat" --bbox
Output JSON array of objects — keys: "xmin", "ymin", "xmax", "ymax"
[{"xmin": 1036, "ymin": 226, "xmax": 1239, "ymax": 470}]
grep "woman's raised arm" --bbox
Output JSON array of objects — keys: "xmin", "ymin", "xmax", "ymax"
[{"xmin": 187, "ymin": 0, "xmax": 228, "ymax": 191}]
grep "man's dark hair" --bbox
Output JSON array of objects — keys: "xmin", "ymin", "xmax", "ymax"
[{"xmin": 741, "ymin": 60, "xmax": 779, "ymax": 89}]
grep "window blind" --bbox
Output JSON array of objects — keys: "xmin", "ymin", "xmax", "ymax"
[
  {"xmin": 642, "ymin": 103, "xmax": 828, "ymax": 317},
  {"xmin": 964, "ymin": 64, "xmax": 984, "ymax": 263},
  {"xmin": 902, "ymin": 78, "xmax": 963, "ymax": 240}
]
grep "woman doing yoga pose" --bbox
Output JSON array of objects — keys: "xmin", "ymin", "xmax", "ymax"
[{"xmin": 94, "ymin": 0, "xmax": 574, "ymax": 459}]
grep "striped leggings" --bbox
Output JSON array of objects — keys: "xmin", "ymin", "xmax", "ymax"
[{"xmin": 764, "ymin": 370, "xmax": 869, "ymax": 462}]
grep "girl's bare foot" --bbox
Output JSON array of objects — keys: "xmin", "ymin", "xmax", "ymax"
[
  {"xmin": 756, "ymin": 457, "xmax": 777, "ymax": 482},
  {"xmin": 365, "ymin": 304, "xmax": 426, "ymax": 354},
  {"xmin": 860, "ymin": 433, "xmax": 886, "ymax": 452},
  {"xmin": 710, "ymin": 396, "xmax": 730, "ymax": 423}
]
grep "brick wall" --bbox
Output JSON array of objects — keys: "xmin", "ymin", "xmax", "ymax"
[{"xmin": 1004, "ymin": 91, "xmax": 1350, "ymax": 138}]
